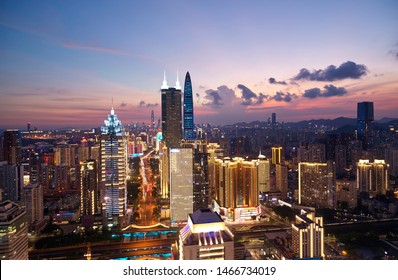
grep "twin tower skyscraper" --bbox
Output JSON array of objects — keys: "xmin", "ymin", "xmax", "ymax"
[{"xmin": 161, "ymin": 71, "xmax": 195, "ymax": 147}]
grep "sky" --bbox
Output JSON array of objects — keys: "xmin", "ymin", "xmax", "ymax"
[{"xmin": 1, "ymin": 0, "xmax": 397, "ymax": 129}]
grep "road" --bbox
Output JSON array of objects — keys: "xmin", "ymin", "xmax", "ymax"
[{"xmin": 138, "ymin": 151, "xmax": 156, "ymax": 226}]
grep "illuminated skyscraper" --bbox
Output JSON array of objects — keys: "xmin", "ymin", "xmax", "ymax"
[
  {"xmin": 100, "ymin": 108, "xmax": 127, "ymax": 226},
  {"xmin": 0, "ymin": 200, "xmax": 28, "ymax": 260},
  {"xmin": 169, "ymin": 147, "xmax": 193, "ymax": 222},
  {"xmin": 212, "ymin": 157, "xmax": 258, "ymax": 209},
  {"xmin": 257, "ymin": 153, "xmax": 270, "ymax": 193},
  {"xmin": 298, "ymin": 161, "xmax": 335, "ymax": 208},
  {"xmin": 292, "ymin": 210, "xmax": 324, "ymax": 259},
  {"xmin": 161, "ymin": 72, "xmax": 182, "ymax": 148},
  {"xmin": 271, "ymin": 147, "xmax": 283, "ymax": 165},
  {"xmin": 357, "ymin": 101, "xmax": 374, "ymax": 148},
  {"xmin": 80, "ymin": 160, "xmax": 99, "ymax": 216},
  {"xmin": 183, "ymin": 71, "xmax": 195, "ymax": 140},
  {"xmin": 357, "ymin": 159, "xmax": 388, "ymax": 197}
]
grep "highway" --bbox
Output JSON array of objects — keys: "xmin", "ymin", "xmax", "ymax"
[{"xmin": 29, "ymin": 237, "xmax": 178, "ymax": 260}]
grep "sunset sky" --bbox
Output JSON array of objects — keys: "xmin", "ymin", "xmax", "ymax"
[{"xmin": 1, "ymin": 0, "xmax": 397, "ymax": 129}]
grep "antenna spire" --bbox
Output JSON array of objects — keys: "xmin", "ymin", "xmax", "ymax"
[{"xmin": 161, "ymin": 70, "xmax": 168, "ymax": 89}]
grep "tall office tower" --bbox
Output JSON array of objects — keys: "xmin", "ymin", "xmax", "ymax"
[
  {"xmin": 27, "ymin": 122, "xmax": 31, "ymax": 132},
  {"xmin": 2, "ymin": 129, "xmax": 21, "ymax": 165},
  {"xmin": 151, "ymin": 110, "xmax": 155, "ymax": 131},
  {"xmin": 183, "ymin": 71, "xmax": 195, "ymax": 140},
  {"xmin": 357, "ymin": 101, "xmax": 374, "ymax": 148},
  {"xmin": 0, "ymin": 162, "xmax": 24, "ymax": 202},
  {"xmin": 180, "ymin": 140, "xmax": 209, "ymax": 211},
  {"xmin": 298, "ymin": 161, "xmax": 335, "ymax": 208},
  {"xmin": 20, "ymin": 183, "xmax": 44, "ymax": 233},
  {"xmin": 161, "ymin": 72, "xmax": 182, "ymax": 148},
  {"xmin": 169, "ymin": 147, "xmax": 194, "ymax": 222},
  {"xmin": 292, "ymin": 210, "xmax": 324, "ymax": 259},
  {"xmin": 213, "ymin": 157, "xmax": 259, "ymax": 209},
  {"xmin": 100, "ymin": 107, "xmax": 128, "ymax": 226},
  {"xmin": 335, "ymin": 179, "xmax": 357, "ymax": 209},
  {"xmin": 357, "ymin": 159, "xmax": 388, "ymax": 197},
  {"xmin": 271, "ymin": 147, "xmax": 283, "ymax": 165},
  {"xmin": 80, "ymin": 160, "xmax": 99, "ymax": 217},
  {"xmin": 0, "ymin": 200, "xmax": 28, "ymax": 260},
  {"xmin": 298, "ymin": 143, "xmax": 326, "ymax": 163},
  {"xmin": 271, "ymin": 113, "xmax": 276, "ymax": 128},
  {"xmin": 179, "ymin": 209, "xmax": 234, "ymax": 260},
  {"xmin": 257, "ymin": 153, "xmax": 270, "ymax": 193},
  {"xmin": 276, "ymin": 164, "xmax": 288, "ymax": 196}
]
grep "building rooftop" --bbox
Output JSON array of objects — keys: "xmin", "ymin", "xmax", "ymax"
[{"xmin": 189, "ymin": 209, "xmax": 223, "ymax": 224}]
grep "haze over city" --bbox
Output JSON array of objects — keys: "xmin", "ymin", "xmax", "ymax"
[{"xmin": 1, "ymin": 0, "xmax": 397, "ymax": 129}]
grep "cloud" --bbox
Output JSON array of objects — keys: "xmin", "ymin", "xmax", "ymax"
[
  {"xmin": 60, "ymin": 41, "xmax": 132, "ymax": 56},
  {"xmin": 293, "ymin": 61, "xmax": 368, "ymax": 81},
  {"xmin": 203, "ymin": 90, "xmax": 223, "ymax": 107},
  {"xmin": 237, "ymin": 84, "xmax": 258, "ymax": 105},
  {"xmin": 270, "ymin": 91, "xmax": 297, "ymax": 102},
  {"xmin": 388, "ymin": 42, "xmax": 398, "ymax": 60},
  {"xmin": 138, "ymin": 101, "xmax": 158, "ymax": 108},
  {"xmin": 303, "ymin": 85, "xmax": 347, "ymax": 99},
  {"xmin": 268, "ymin": 77, "xmax": 287, "ymax": 85},
  {"xmin": 119, "ymin": 102, "xmax": 128, "ymax": 107}
]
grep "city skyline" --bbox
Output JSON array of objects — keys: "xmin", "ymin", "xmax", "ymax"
[{"xmin": 1, "ymin": 0, "xmax": 398, "ymax": 129}]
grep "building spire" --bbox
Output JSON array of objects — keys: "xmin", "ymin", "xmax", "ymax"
[
  {"xmin": 175, "ymin": 70, "xmax": 181, "ymax": 90},
  {"xmin": 161, "ymin": 70, "xmax": 168, "ymax": 89},
  {"xmin": 111, "ymin": 98, "xmax": 114, "ymax": 115}
]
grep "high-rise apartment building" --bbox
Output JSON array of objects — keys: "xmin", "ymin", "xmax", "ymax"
[
  {"xmin": 0, "ymin": 200, "xmax": 28, "ymax": 260},
  {"xmin": 271, "ymin": 147, "xmax": 283, "ymax": 165},
  {"xmin": 80, "ymin": 159, "xmax": 99, "ymax": 216},
  {"xmin": 357, "ymin": 159, "xmax": 388, "ymax": 197},
  {"xmin": 212, "ymin": 157, "xmax": 258, "ymax": 209},
  {"xmin": 169, "ymin": 147, "xmax": 194, "ymax": 222},
  {"xmin": 298, "ymin": 161, "xmax": 335, "ymax": 208},
  {"xmin": 161, "ymin": 72, "xmax": 182, "ymax": 148},
  {"xmin": 183, "ymin": 72, "xmax": 195, "ymax": 140},
  {"xmin": 292, "ymin": 210, "xmax": 324, "ymax": 259},
  {"xmin": 276, "ymin": 164, "xmax": 288, "ymax": 196},
  {"xmin": 20, "ymin": 183, "xmax": 44, "ymax": 233},
  {"xmin": 335, "ymin": 179, "xmax": 357, "ymax": 209},
  {"xmin": 179, "ymin": 209, "xmax": 234, "ymax": 260},
  {"xmin": 257, "ymin": 153, "xmax": 270, "ymax": 193},
  {"xmin": 298, "ymin": 143, "xmax": 326, "ymax": 163},
  {"xmin": 100, "ymin": 108, "xmax": 127, "ymax": 226}
]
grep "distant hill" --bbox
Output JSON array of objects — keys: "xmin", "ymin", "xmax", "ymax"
[{"xmin": 284, "ymin": 117, "xmax": 356, "ymax": 129}]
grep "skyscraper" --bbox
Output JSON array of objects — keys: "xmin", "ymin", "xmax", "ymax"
[
  {"xmin": 161, "ymin": 72, "xmax": 182, "ymax": 148},
  {"xmin": 100, "ymin": 108, "xmax": 127, "ymax": 226},
  {"xmin": 357, "ymin": 101, "xmax": 374, "ymax": 148},
  {"xmin": 20, "ymin": 183, "xmax": 44, "ymax": 233},
  {"xmin": 298, "ymin": 161, "xmax": 335, "ymax": 208},
  {"xmin": 357, "ymin": 159, "xmax": 388, "ymax": 197},
  {"xmin": 0, "ymin": 200, "xmax": 28, "ymax": 260},
  {"xmin": 2, "ymin": 129, "xmax": 21, "ymax": 165},
  {"xmin": 292, "ymin": 210, "xmax": 324, "ymax": 259},
  {"xmin": 271, "ymin": 147, "xmax": 283, "ymax": 165},
  {"xmin": 169, "ymin": 147, "xmax": 193, "ymax": 222},
  {"xmin": 183, "ymin": 72, "xmax": 195, "ymax": 140},
  {"xmin": 80, "ymin": 159, "xmax": 99, "ymax": 217}
]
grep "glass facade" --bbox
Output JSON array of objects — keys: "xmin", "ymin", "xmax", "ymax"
[{"xmin": 183, "ymin": 72, "xmax": 195, "ymax": 140}]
